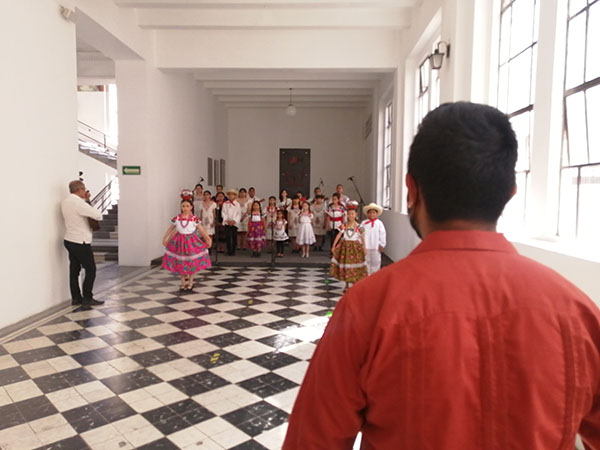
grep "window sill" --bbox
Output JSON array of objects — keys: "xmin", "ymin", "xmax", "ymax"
[{"xmin": 506, "ymin": 232, "xmax": 600, "ymax": 264}]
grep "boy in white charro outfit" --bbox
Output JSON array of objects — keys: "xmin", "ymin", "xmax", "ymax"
[{"xmin": 360, "ymin": 203, "xmax": 387, "ymax": 275}]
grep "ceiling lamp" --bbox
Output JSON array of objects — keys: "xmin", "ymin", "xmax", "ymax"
[{"xmin": 286, "ymin": 88, "xmax": 297, "ymax": 116}]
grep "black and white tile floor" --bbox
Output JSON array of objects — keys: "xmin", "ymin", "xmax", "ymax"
[{"xmin": 0, "ymin": 266, "xmax": 344, "ymax": 449}]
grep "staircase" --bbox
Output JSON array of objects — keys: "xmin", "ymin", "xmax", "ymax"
[
  {"xmin": 78, "ymin": 121, "xmax": 117, "ymax": 169},
  {"xmin": 93, "ymin": 204, "xmax": 118, "ymax": 262}
]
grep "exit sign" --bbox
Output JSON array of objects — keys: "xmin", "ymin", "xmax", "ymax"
[{"xmin": 122, "ymin": 166, "xmax": 141, "ymax": 175}]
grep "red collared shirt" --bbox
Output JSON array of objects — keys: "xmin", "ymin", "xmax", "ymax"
[{"xmin": 284, "ymin": 230, "xmax": 600, "ymax": 450}]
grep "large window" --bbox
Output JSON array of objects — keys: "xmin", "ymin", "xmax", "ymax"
[
  {"xmin": 559, "ymin": 0, "xmax": 600, "ymax": 242},
  {"xmin": 496, "ymin": 0, "xmax": 539, "ymax": 230},
  {"xmin": 382, "ymin": 102, "xmax": 393, "ymax": 209}
]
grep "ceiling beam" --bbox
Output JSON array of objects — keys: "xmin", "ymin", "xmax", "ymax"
[
  {"xmin": 209, "ymin": 88, "xmax": 373, "ymax": 96},
  {"xmin": 116, "ymin": 0, "xmax": 419, "ymax": 9},
  {"xmin": 136, "ymin": 8, "xmax": 411, "ymax": 30},
  {"xmin": 215, "ymin": 95, "xmax": 371, "ymax": 102}
]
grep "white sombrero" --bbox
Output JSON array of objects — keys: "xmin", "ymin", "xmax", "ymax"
[{"xmin": 363, "ymin": 202, "xmax": 383, "ymax": 216}]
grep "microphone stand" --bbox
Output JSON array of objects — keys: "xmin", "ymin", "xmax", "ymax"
[{"xmin": 348, "ymin": 177, "xmax": 366, "ymax": 221}]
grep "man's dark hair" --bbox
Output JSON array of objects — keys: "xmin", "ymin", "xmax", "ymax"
[{"xmin": 407, "ymin": 102, "xmax": 518, "ymax": 223}]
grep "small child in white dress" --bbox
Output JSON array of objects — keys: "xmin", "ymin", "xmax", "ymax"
[
  {"xmin": 296, "ymin": 202, "xmax": 316, "ymax": 258},
  {"xmin": 273, "ymin": 209, "xmax": 289, "ymax": 257}
]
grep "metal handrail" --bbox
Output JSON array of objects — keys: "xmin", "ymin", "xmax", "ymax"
[
  {"xmin": 78, "ymin": 120, "xmax": 117, "ymax": 155},
  {"xmin": 92, "ymin": 178, "xmax": 119, "ymax": 214}
]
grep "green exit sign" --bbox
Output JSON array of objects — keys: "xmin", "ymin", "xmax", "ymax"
[{"xmin": 122, "ymin": 166, "xmax": 141, "ymax": 175}]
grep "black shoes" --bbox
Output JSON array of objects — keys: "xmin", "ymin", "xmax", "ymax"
[{"xmin": 82, "ymin": 298, "xmax": 104, "ymax": 306}]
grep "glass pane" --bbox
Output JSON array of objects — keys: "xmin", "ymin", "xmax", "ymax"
[
  {"xmin": 533, "ymin": 0, "xmax": 540, "ymax": 42},
  {"xmin": 510, "ymin": 111, "xmax": 532, "ymax": 172},
  {"xmin": 510, "ymin": 0, "xmax": 535, "ymax": 57},
  {"xmin": 587, "ymin": 85, "xmax": 600, "ymax": 163},
  {"xmin": 562, "ymin": 129, "xmax": 570, "ymax": 167},
  {"xmin": 508, "ymin": 48, "xmax": 532, "ymax": 113},
  {"xmin": 565, "ymin": 12, "xmax": 586, "ymax": 90},
  {"xmin": 566, "ymin": 92, "xmax": 589, "ymax": 165},
  {"xmin": 558, "ymin": 167, "xmax": 579, "ymax": 239},
  {"xmin": 577, "ymin": 164, "xmax": 600, "ymax": 242},
  {"xmin": 498, "ymin": 64, "xmax": 509, "ymax": 112},
  {"xmin": 499, "ymin": 8, "xmax": 512, "ymax": 64},
  {"xmin": 587, "ymin": 3, "xmax": 600, "ymax": 82},
  {"xmin": 569, "ymin": 0, "xmax": 587, "ymax": 18}
]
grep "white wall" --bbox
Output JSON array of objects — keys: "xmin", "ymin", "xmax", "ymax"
[
  {"xmin": 0, "ymin": 0, "xmax": 77, "ymax": 329},
  {"xmin": 227, "ymin": 108, "xmax": 368, "ymax": 202},
  {"xmin": 116, "ymin": 62, "xmax": 223, "ymax": 266},
  {"xmin": 77, "ymin": 91, "xmax": 107, "ymax": 133}
]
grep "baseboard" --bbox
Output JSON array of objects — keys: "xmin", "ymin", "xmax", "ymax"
[{"xmin": 0, "ymin": 300, "xmax": 72, "ymax": 343}]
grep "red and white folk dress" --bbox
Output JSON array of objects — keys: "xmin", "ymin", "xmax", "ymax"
[{"xmin": 162, "ymin": 214, "xmax": 211, "ymax": 274}]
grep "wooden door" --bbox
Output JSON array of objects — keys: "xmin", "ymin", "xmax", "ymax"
[{"xmin": 280, "ymin": 149, "xmax": 310, "ymax": 198}]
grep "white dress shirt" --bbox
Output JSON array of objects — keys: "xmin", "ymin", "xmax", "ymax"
[
  {"xmin": 222, "ymin": 200, "xmax": 242, "ymax": 227},
  {"xmin": 61, "ymin": 194, "xmax": 103, "ymax": 244},
  {"xmin": 360, "ymin": 218, "xmax": 387, "ymax": 250}
]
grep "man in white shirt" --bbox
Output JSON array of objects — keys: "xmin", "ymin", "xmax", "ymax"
[
  {"xmin": 222, "ymin": 188, "xmax": 242, "ymax": 256},
  {"xmin": 336, "ymin": 184, "xmax": 350, "ymax": 206},
  {"xmin": 61, "ymin": 180, "xmax": 104, "ymax": 305}
]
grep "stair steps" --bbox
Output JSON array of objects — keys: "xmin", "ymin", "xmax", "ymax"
[{"xmin": 93, "ymin": 205, "xmax": 118, "ymax": 262}]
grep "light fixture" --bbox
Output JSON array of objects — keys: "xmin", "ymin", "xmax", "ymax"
[
  {"xmin": 430, "ymin": 41, "xmax": 451, "ymax": 70},
  {"xmin": 286, "ymin": 88, "xmax": 297, "ymax": 116}
]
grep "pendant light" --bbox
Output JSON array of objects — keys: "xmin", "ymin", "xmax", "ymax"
[{"xmin": 286, "ymin": 88, "xmax": 297, "ymax": 116}]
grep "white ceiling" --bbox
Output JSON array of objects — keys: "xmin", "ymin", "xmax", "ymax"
[{"xmin": 78, "ymin": 0, "xmax": 418, "ymax": 109}]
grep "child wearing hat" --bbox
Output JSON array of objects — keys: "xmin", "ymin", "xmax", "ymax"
[
  {"xmin": 360, "ymin": 202, "xmax": 387, "ymax": 275},
  {"xmin": 222, "ymin": 188, "xmax": 242, "ymax": 256}
]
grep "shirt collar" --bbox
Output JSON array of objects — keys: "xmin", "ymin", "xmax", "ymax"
[{"xmin": 410, "ymin": 230, "xmax": 517, "ymax": 256}]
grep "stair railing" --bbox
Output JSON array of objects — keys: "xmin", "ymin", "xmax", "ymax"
[
  {"xmin": 92, "ymin": 177, "xmax": 119, "ymax": 214},
  {"xmin": 78, "ymin": 120, "xmax": 118, "ymax": 157}
]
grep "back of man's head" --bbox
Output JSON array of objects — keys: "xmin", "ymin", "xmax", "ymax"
[
  {"xmin": 69, "ymin": 180, "xmax": 85, "ymax": 194},
  {"xmin": 407, "ymin": 102, "xmax": 518, "ymax": 224}
]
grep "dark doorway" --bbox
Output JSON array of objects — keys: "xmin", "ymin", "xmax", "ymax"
[{"xmin": 280, "ymin": 149, "xmax": 310, "ymax": 198}]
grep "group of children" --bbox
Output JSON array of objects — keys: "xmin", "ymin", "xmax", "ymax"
[{"xmin": 160, "ymin": 183, "xmax": 387, "ymax": 292}]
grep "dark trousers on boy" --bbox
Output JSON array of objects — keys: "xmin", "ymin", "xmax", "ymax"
[{"xmin": 224, "ymin": 225, "xmax": 238, "ymax": 255}]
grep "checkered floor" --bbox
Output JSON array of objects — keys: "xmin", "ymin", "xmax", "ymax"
[{"xmin": 0, "ymin": 266, "xmax": 343, "ymax": 449}]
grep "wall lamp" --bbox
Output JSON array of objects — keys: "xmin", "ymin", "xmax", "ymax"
[{"xmin": 430, "ymin": 41, "xmax": 451, "ymax": 70}]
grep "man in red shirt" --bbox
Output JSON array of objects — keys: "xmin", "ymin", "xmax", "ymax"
[{"xmin": 283, "ymin": 102, "xmax": 600, "ymax": 449}]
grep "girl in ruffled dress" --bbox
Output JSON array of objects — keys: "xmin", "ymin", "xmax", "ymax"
[
  {"xmin": 311, "ymin": 195, "xmax": 327, "ymax": 251},
  {"xmin": 162, "ymin": 199, "xmax": 212, "ymax": 292},
  {"xmin": 273, "ymin": 209, "xmax": 288, "ymax": 257},
  {"xmin": 237, "ymin": 188, "xmax": 250, "ymax": 251},
  {"xmin": 247, "ymin": 201, "xmax": 266, "ymax": 257},
  {"xmin": 296, "ymin": 202, "xmax": 316, "ymax": 258},
  {"xmin": 198, "ymin": 190, "xmax": 216, "ymax": 248},
  {"xmin": 329, "ymin": 204, "xmax": 367, "ymax": 291},
  {"xmin": 264, "ymin": 196, "xmax": 278, "ymax": 253},
  {"xmin": 287, "ymin": 197, "xmax": 302, "ymax": 253}
]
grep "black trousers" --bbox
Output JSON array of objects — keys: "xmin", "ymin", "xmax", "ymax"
[
  {"xmin": 224, "ymin": 225, "xmax": 238, "ymax": 255},
  {"xmin": 276, "ymin": 241, "xmax": 285, "ymax": 254},
  {"xmin": 64, "ymin": 240, "xmax": 96, "ymax": 301}
]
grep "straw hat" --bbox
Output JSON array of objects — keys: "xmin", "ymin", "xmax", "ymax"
[
  {"xmin": 363, "ymin": 202, "xmax": 383, "ymax": 216},
  {"xmin": 225, "ymin": 188, "xmax": 238, "ymax": 196}
]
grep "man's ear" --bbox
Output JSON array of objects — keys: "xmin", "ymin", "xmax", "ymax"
[
  {"xmin": 509, "ymin": 183, "xmax": 517, "ymax": 201},
  {"xmin": 406, "ymin": 173, "xmax": 419, "ymax": 209}
]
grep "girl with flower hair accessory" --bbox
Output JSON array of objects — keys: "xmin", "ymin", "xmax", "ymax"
[{"xmin": 162, "ymin": 198, "xmax": 212, "ymax": 292}]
